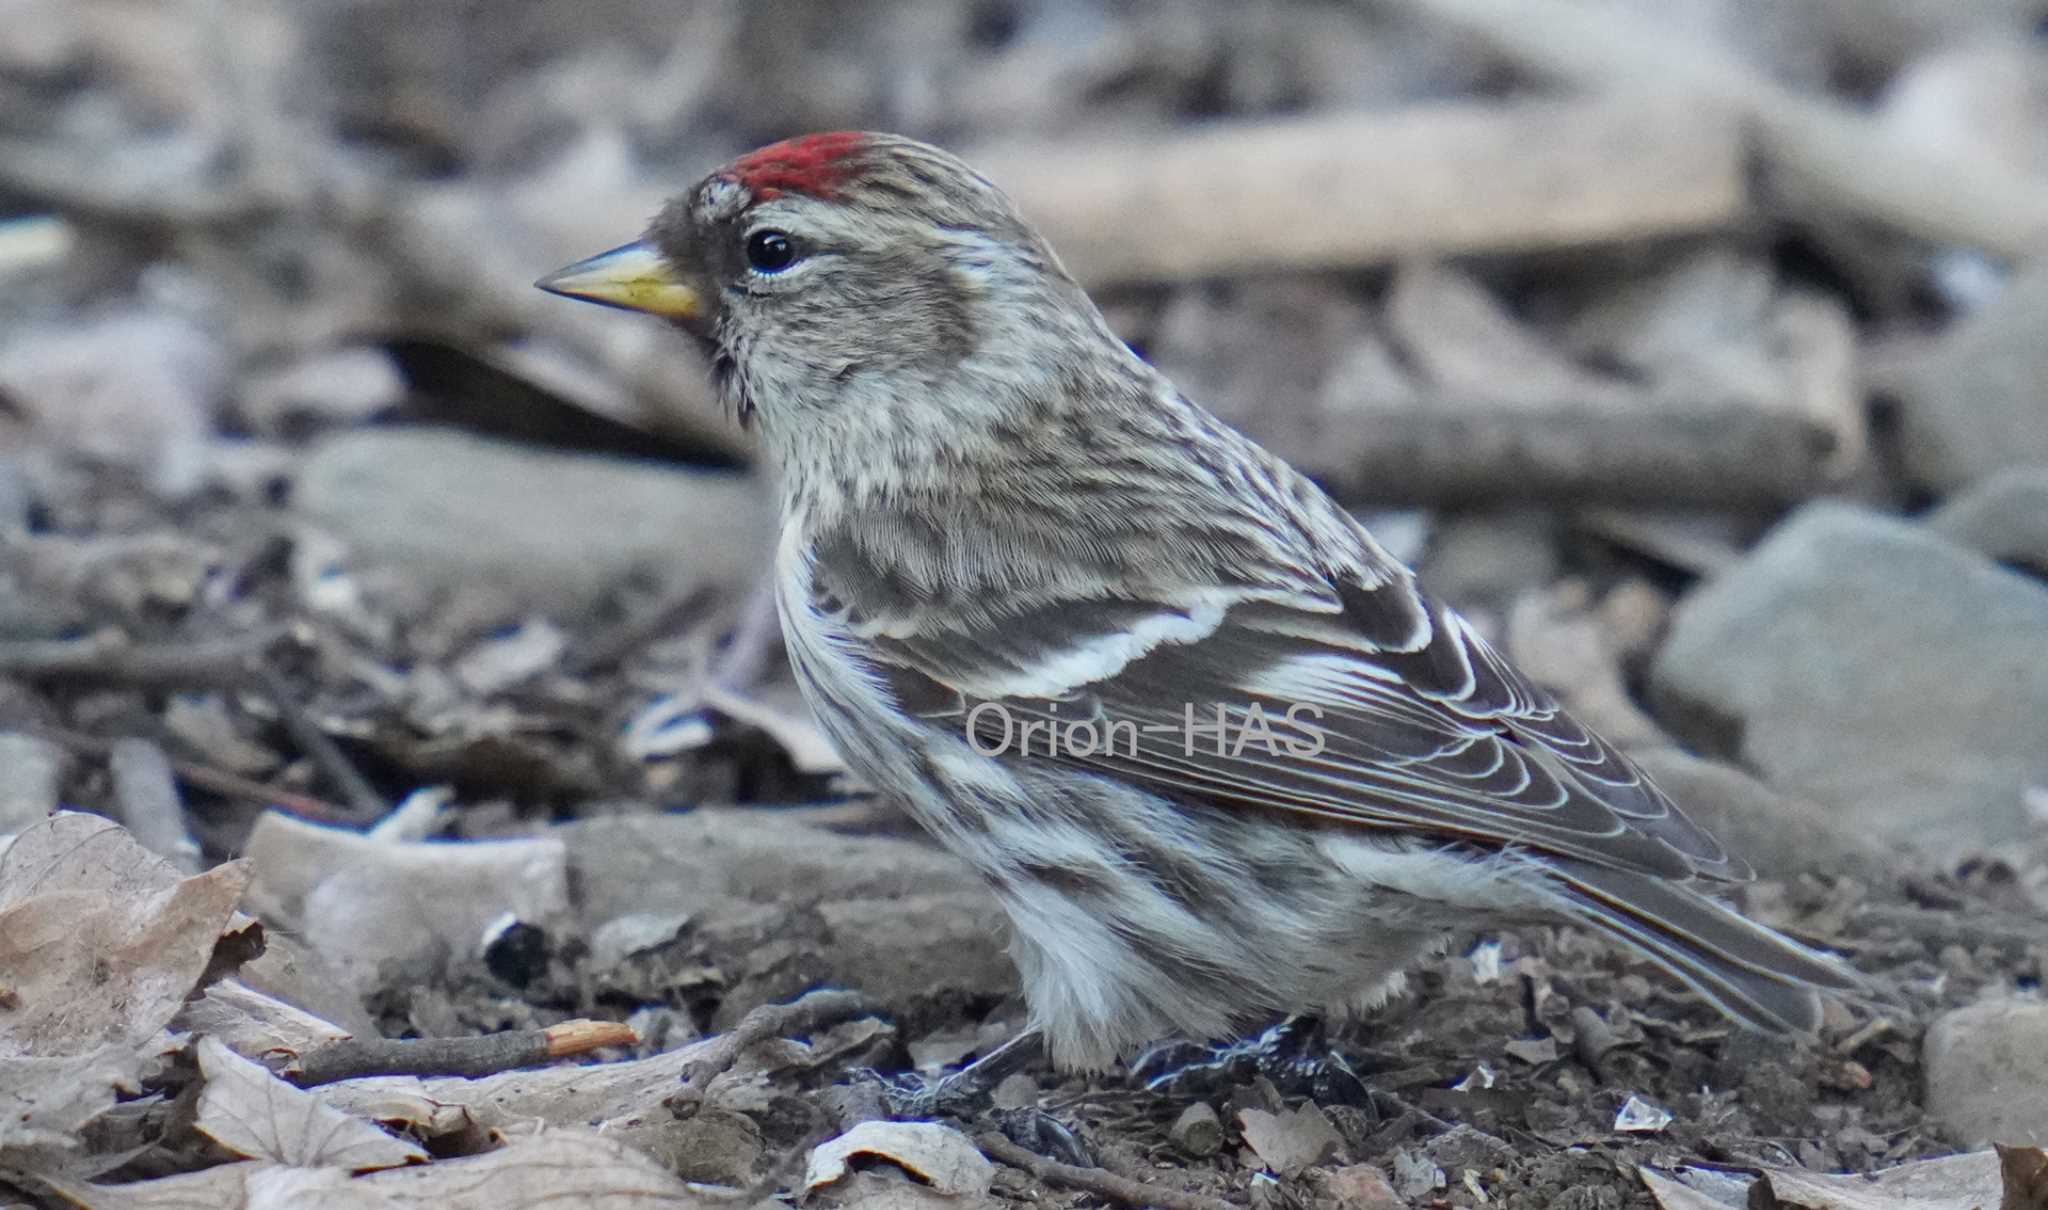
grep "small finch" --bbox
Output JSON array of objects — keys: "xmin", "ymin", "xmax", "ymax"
[{"xmin": 539, "ymin": 132, "xmax": 1859, "ymax": 1072}]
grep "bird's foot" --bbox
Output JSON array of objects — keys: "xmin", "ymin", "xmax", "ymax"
[
  {"xmin": 989, "ymin": 1105, "xmax": 1094, "ymax": 1167},
  {"xmin": 855, "ymin": 1064, "xmax": 992, "ymax": 1120},
  {"xmin": 1130, "ymin": 1015, "xmax": 1370, "ymax": 1105},
  {"xmin": 861, "ymin": 1074, "xmax": 1088, "ymax": 1165},
  {"xmin": 867, "ymin": 1028, "xmax": 1045, "ymax": 1117},
  {"xmin": 848, "ymin": 1028, "xmax": 1091, "ymax": 1164}
]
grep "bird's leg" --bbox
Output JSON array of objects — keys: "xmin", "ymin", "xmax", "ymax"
[
  {"xmin": 927, "ymin": 1028, "xmax": 1044, "ymax": 1110},
  {"xmin": 1130, "ymin": 1015, "xmax": 1370, "ymax": 1105}
]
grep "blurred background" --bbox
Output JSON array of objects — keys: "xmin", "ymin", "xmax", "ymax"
[
  {"xmin": 6, "ymin": 0, "xmax": 2047, "ymax": 849},
  {"xmin": 4, "ymin": 0, "xmax": 2048, "ymax": 1198}
]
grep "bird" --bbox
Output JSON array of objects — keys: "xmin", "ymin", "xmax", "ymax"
[{"xmin": 537, "ymin": 131, "xmax": 1860, "ymax": 1074}]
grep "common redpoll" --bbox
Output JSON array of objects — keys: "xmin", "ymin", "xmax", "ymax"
[{"xmin": 539, "ymin": 132, "xmax": 1859, "ymax": 1071}]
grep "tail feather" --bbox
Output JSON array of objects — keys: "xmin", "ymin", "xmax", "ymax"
[{"xmin": 1546, "ymin": 859, "xmax": 1863, "ymax": 1035}]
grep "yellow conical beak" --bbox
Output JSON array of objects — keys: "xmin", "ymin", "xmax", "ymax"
[{"xmin": 534, "ymin": 240, "xmax": 702, "ymax": 320}]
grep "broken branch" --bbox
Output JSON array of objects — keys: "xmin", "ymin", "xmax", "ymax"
[
  {"xmin": 292, "ymin": 1019, "xmax": 637, "ymax": 1087},
  {"xmin": 973, "ymin": 94, "xmax": 1744, "ymax": 286},
  {"xmin": 976, "ymin": 1132, "xmax": 1242, "ymax": 1210}
]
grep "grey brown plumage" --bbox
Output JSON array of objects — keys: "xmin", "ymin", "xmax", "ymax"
[{"xmin": 540, "ymin": 131, "xmax": 1862, "ymax": 1070}]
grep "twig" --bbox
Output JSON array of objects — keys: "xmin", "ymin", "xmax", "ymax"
[
  {"xmin": 1362, "ymin": 1088, "xmax": 1459, "ymax": 1142},
  {"xmin": 563, "ymin": 583, "xmax": 719, "ymax": 678},
  {"xmin": 974, "ymin": 94, "xmax": 1742, "ymax": 286},
  {"xmin": 247, "ymin": 663, "xmax": 387, "ymax": 822},
  {"xmin": 975, "ymin": 1131, "xmax": 1242, "ymax": 1210},
  {"xmin": 1323, "ymin": 404, "xmax": 1834, "ymax": 506},
  {"xmin": 292, "ymin": 1019, "xmax": 637, "ymax": 1087},
  {"xmin": 0, "ymin": 630, "xmax": 384, "ymax": 820},
  {"xmin": 1569, "ymin": 1005, "xmax": 1624, "ymax": 1079},
  {"xmin": 1833, "ymin": 1016, "xmax": 1893, "ymax": 1056},
  {"xmin": 677, "ymin": 989, "xmax": 874, "ymax": 1097},
  {"xmin": 1384, "ymin": 0, "xmax": 2048, "ymax": 256},
  {"xmin": 0, "ymin": 631, "xmax": 281, "ymax": 687},
  {"xmin": 171, "ymin": 761, "xmax": 359, "ymax": 824},
  {"xmin": 34, "ymin": 724, "xmax": 359, "ymax": 824}
]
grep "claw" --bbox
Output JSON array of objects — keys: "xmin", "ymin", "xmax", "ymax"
[
  {"xmin": 851, "ymin": 1065, "xmax": 989, "ymax": 1119},
  {"xmin": 846, "ymin": 1027, "xmax": 1049, "ymax": 1118},
  {"xmin": 991, "ymin": 1106, "xmax": 1094, "ymax": 1167},
  {"xmin": 1129, "ymin": 1016, "xmax": 1372, "ymax": 1105},
  {"xmin": 843, "ymin": 1030, "xmax": 1093, "ymax": 1166}
]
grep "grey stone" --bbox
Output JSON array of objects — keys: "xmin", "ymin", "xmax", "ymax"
[
  {"xmin": 1630, "ymin": 749, "xmax": 1882, "ymax": 879},
  {"xmin": 1651, "ymin": 502, "xmax": 2048, "ymax": 852},
  {"xmin": 1896, "ymin": 262, "xmax": 2048, "ymax": 492},
  {"xmin": 1926, "ymin": 466, "xmax": 2048, "ymax": 575},
  {"xmin": 1923, "ymin": 998, "xmax": 2048, "ymax": 1147}
]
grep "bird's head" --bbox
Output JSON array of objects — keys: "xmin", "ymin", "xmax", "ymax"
[{"xmin": 539, "ymin": 133, "xmax": 1132, "ymax": 504}]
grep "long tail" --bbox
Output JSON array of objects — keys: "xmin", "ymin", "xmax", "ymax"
[{"xmin": 1545, "ymin": 858, "xmax": 1864, "ymax": 1034}]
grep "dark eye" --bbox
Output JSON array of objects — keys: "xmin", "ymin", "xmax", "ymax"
[{"xmin": 745, "ymin": 229, "xmax": 798, "ymax": 273}]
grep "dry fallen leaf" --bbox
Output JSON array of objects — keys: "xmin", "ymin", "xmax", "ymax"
[
  {"xmin": 46, "ymin": 1160, "xmax": 348, "ymax": 1209},
  {"xmin": 451, "ymin": 618, "xmax": 567, "ymax": 695},
  {"xmin": 49, "ymin": 1131, "xmax": 711, "ymax": 1208},
  {"xmin": 621, "ymin": 680, "xmax": 845, "ymax": 775},
  {"xmin": 174, "ymin": 979, "xmax": 353, "ymax": 1065},
  {"xmin": 805, "ymin": 1121, "xmax": 994, "ymax": 1199},
  {"xmin": 1239, "ymin": 1103, "xmax": 1344, "ymax": 1178},
  {"xmin": 1649, "ymin": 1149, "xmax": 2048, "ymax": 1210},
  {"xmin": 814, "ymin": 1169, "xmax": 998, "ymax": 1210},
  {"xmin": 347, "ymin": 1130, "xmax": 717, "ymax": 1207},
  {"xmin": 2002, "ymin": 1145, "xmax": 2048, "ymax": 1210},
  {"xmin": 0, "ymin": 1045, "xmax": 150, "ymax": 1178},
  {"xmin": 1642, "ymin": 1166, "xmax": 1749, "ymax": 1210},
  {"xmin": 305, "ymin": 1079, "xmax": 476, "ymax": 1142},
  {"xmin": 194, "ymin": 1037, "xmax": 426, "ymax": 1172},
  {"xmin": 1324, "ymin": 1163, "xmax": 1407, "ymax": 1209},
  {"xmin": 702, "ymin": 681, "xmax": 845, "ymax": 775},
  {"xmin": 0, "ymin": 811, "xmax": 183, "ymax": 906},
  {"xmin": 0, "ymin": 813, "xmax": 252, "ymax": 1060},
  {"xmin": 1758, "ymin": 1151, "xmax": 2001, "ymax": 1208},
  {"xmin": 311, "ymin": 1039, "xmax": 706, "ymax": 1141}
]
